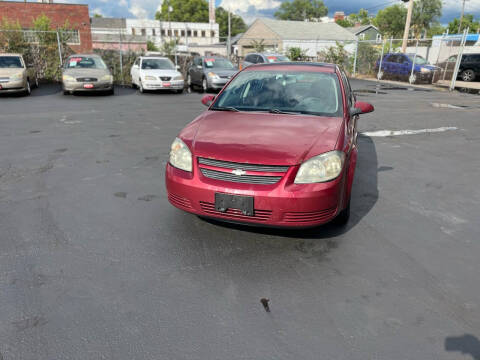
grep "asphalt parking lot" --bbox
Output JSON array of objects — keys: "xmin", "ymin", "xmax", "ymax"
[{"xmin": 1, "ymin": 80, "xmax": 480, "ymax": 360}]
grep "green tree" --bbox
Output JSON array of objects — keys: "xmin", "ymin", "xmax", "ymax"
[
  {"xmin": 349, "ymin": 9, "xmax": 371, "ymax": 25},
  {"xmin": 160, "ymin": 39, "xmax": 178, "ymax": 56},
  {"xmin": 447, "ymin": 14, "xmax": 479, "ymax": 34},
  {"xmin": 336, "ymin": 18, "xmax": 354, "ymax": 28},
  {"xmin": 93, "ymin": 13, "xmax": 103, "ymax": 18},
  {"xmin": 427, "ymin": 22, "xmax": 445, "ymax": 37},
  {"xmin": 411, "ymin": 0, "xmax": 442, "ymax": 37},
  {"xmin": 147, "ymin": 40, "xmax": 159, "ymax": 51},
  {"xmin": 250, "ymin": 39, "xmax": 266, "ymax": 52},
  {"xmin": 318, "ymin": 42, "xmax": 350, "ymax": 72},
  {"xmin": 155, "ymin": 0, "xmax": 209, "ymax": 23},
  {"xmin": 373, "ymin": 4, "xmax": 407, "ymax": 38},
  {"xmin": 287, "ymin": 47, "xmax": 307, "ymax": 61},
  {"xmin": 274, "ymin": 0, "xmax": 328, "ymax": 21},
  {"xmin": 215, "ymin": 7, "xmax": 247, "ymax": 38}
]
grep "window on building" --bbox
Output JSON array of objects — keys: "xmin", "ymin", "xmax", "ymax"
[
  {"xmin": 193, "ymin": 30, "xmax": 198, "ymax": 37},
  {"xmin": 359, "ymin": 33, "xmax": 365, "ymax": 40},
  {"xmin": 152, "ymin": 29, "xmax": 156, "ymax": 36},
  {"xmin": 141, "ymin": 29, "xmax": 146, "ymax": 36},
  {"xmin": 181, "ymin": 30, "xmax": 185, "ymax": 37},
  {"xmin": 201, "ymin": 31, "xmax": 206, "ymax": 37},
  {"xmin": 161, "ymin": 29, "xmax": 166, "ymax": 36},
  {"xmin": 63, "ymin": 30, "xmax": 80, "ymax": 45},
  {"xmin": 132, "ymin": 28, "xmax": 136, "ymax": 35},
  {"xmin": 211, "ymin": 31, "xmax": 215, "ymax": 38},
  {"xmin": 174, "ymin": 30, "xmax": 179, "ymax": 37},
  {"xmin": 376, "ymin": 33, "xmax": 382, "ymax": 43},
  {"xmin": 187, "ymin": 30, "xmax": 192, "ymax": 37},
  {"xmin": 167, "ymin": 30, "xmax": 171, "ymax": 37}
]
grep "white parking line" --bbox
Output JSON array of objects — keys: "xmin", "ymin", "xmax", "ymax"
[{"xmin": 362, "ymin": 127, "xmax": 458, "ymax": 137}]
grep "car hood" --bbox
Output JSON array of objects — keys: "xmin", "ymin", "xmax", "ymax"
[
  {"xmin": 205, "ymin": 69, "xmax": 237, "ymax": 77},
  {"xmin": 0, "ymin": 68, "xmax": 25, "ymax": 77},
  {"xmin": 63, "ymin": 68, "xmax": 110, "ymax": 78},
  {"xmin": 187, "ymin": 111, "xmax": 343, "ymax": 166},
  {"xmin": 140, "ymin": 69, "xmax": 181, "ymax": 78}
]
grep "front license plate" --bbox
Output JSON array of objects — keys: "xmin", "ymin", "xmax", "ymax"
[
  {"xmin": 163, "ymin": 82, "xmax": 171, "ymax": 87},
  {"xmin": 215, "ymin": 193, "xmax": 254, "ymax": 216},
  {"xmin": 83, "ymin": 83, "xmax": 94, "ymax": 89}
]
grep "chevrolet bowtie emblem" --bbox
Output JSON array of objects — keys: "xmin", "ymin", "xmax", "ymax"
[{"xmin": 232, "ymin": 169, "xmax": 246, "ymax": 176}]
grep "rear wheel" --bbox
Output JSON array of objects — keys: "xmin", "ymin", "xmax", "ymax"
[
  {"xmin": 24, "ymin": 80, "xmax": 31, "ymax": 96},
  {"xmin": 138, "ymin": 80, "xmax": 144, "ymax": 93},
  {"xmin": 460, "ymin": 69, "xmax": 475, "ymax": 82},
  {"xmin": 202, "ymin": 78, "xmax": 208, "ymax": 92}
]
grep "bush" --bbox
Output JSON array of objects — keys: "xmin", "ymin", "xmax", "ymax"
[{"xmin": 318, "ymin": 42, "xmax": 351, "ymax": 73}]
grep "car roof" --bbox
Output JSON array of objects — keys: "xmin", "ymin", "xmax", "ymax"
[
  {"xmin": 243, "ymin": 62, "xmax": 337, "ymax": 73},
  {"xmin": 141, "ymin": 56, "xmax": 169, "ymax": 59},
  {"xmin": 68, "ymin": 54, "xmax": 102, "ymax": 58}
]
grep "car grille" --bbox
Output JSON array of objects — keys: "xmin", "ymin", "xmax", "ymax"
[
  {"xmin": 200, "ymin": 201, "xmax": 272, "ymax": 221},
  {"xmin": 160, "ymin": 76, "xmax": 171, "ymax": 81},
  {"xmin": 198, "ymin": 158, "xmax": 288, "ymax": 185},
  {"xmin": 168, "ymin": 193, "xmax": 192, "ymax": 209},
  {"xmin": 219, "ymin": 75, "xmax": 231, "ymax": 79},
  {"xmin": 77, "ymin": 77, "xmax": 97, "ymax": 82},
  {"xmin": 283, "ymin": 208, "xmax": 336, "ymax": 223}
]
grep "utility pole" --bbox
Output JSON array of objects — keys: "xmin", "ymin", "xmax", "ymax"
[
  {"xmin": 401, "ymin": 0, "xmax": 414, "ymax": 53},
  {"xmin": 227, "ymin": 9, "xmax": 231, "ymax": 58},
  {"xmin": 458, "ymin": 0, "xmax": 468, "ymax": 34}
]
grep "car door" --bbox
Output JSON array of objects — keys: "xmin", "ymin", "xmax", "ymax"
[
  {"xmin": 397, "ymin": 54, "xmax": 411, "ymax": 79},
  {"xmin": 131, "ymin": 58, "xmax": 140, "ymax": 85},
  {"xmin": 192, "ymin": 57, "xmax": 203, "ymax": 84},
  {"xmin": 381, "ymin": 54, "xmax": 392, "ymax": 76}
]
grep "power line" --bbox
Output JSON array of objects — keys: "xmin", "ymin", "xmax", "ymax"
[{"xmin": 364, "ymin": 0, "xmax": 399, "ymax": 12}]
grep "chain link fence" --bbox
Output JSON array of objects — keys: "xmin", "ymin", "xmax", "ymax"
[{"xmin": 2, "ymin": 27, "xmax": 478, "ymax": 90}]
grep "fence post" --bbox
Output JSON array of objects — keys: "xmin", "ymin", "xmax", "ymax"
[
  {"xmin": 450, "ymin": 28, "xmax": 468, "ymax": 91},
  {"xmin": 377, "ymin": 39, "xmax": 386, "ymax": 81},
  {"xmin": 56, "ymin": 31, "xmax": 63, "ymax": 67},
  {"xmin": 409, "ymin": 39, "xmax": 419, "ymax": 84},
  {"xmin": 353, "ymin": 39, "xmax": 358, "ymax": 77},
  {"xmin": 119, "ymin": 29, "xmax": 124, "ymax": 86}
]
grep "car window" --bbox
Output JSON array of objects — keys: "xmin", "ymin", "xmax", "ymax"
[
  {"xmin": 66, "ymin": 56, "xmax": 107, "ymax": 69},
  {"xmin": 447, "ymin": 56, "xmax": 457, "ymax": 63},
  {"xmin": 0, "ymin": 56, "xmax": 24, "ymax": 68},
  {"xmin": 407, "ymin": 55, "xmax": 428, "ymax": 65},
  {"xmin": 213, "ymin": 70, "xmax": 343, "ymax": 117},
  {"xmin": 339, "ymin": 70, "xmax": 352, "ymax": 108},
  {"xmin": 134, "ymin": 58, "xmax": 140, "ymax": 66},
  {"xmin": 256, "ymin": 55, "xmax": 264, "ymax": 64},
  {"xmin": 204, "ymin": 58, "xmax": 235, "ymax": 69},
  {"xmin": 245, "ymin": 54, "xmax": 255, "ymax": 63},
  {"xmin": 265, "ymin": 55, "xmax": 289, "ymax": 63},
  {"xmin": 141, "ymin": 58, "xmax": 174, "ymax": 70}
]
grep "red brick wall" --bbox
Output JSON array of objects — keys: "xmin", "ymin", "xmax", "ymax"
[{"xmin": 0, "ymin": 1, "xmax": 92, "ymax": 53}]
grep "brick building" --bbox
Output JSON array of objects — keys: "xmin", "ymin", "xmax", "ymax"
[{"xmin": 0, "ymin": 1, "xmax": 92, "ymax": 52}]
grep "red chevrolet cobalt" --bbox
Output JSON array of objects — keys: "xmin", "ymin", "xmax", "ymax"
[{"xmin": 166, "ymin": 63, "xmax": 374, "ymax": 227}]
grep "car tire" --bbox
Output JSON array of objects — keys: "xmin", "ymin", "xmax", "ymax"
[
  {"xmin": 187, "ymin": 74, "xmax": 192, "ymax": 88},
  {"xmin": 139, "ymin": 80, "xmax": 144, "ymax": 94},
  {"xmin": 202, "ymin": 78, "xmax": 208, "ymax": 93},
  {"xmin": 35, "ymin": 77, "xmax": 39, "ymax": 88},
  {"xmin": 409, "ymin": 73, "xmax": 417, "ymax": 84},
  {"xmin": 107, "ymin": 87, "xmax": 114, "ymax": 96},
  {"xmin": 377, "ymin": 71, "xmax": 384, "ymax": 80},
  {"xmin": 175, "ymin": 88, "xmax": 184, "ymax": 94},
  {"xmin": 24, "ymin": 80, "xmax": 31, "ymax": 96},
  {"xmin": 460, "ymin": 69, "xmax": 475, "ymax": 82},
  {"xmin": 333, "ymin": 199, "xmax": 350, "ymax": 226}
]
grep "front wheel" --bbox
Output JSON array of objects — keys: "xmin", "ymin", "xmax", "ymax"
[
  {"xmin": 409, "ymin": 73, "xmax": 417, "ymax": 84},
  {"xmin": 24, "ymin": 80, "xmax": 31, "ymax": 96},
  {"xmin": 460, "ymin": 69, "xmax": 475, "ymax": 82},
  {"xmin": 138, "ymin": 80, "xmax": 144, "ymax": 94},
  {"xmin": 333, "ymin": 199, "xmax": 350, "ymax": 226},
  {"xmin": 202, "ymin": 78, "xmax": 208, "ymax": 93},
  {"xmin": 187, "ymin": 74, "xmax": 192, "ymax": 87}
]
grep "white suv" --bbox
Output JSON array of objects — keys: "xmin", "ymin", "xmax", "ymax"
[{"xmin": 131, "ymin": 56, "xmax": 184, "ymax": 93}]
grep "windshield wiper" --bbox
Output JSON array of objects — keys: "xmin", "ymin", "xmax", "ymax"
[
  {"xmin": 268, "ymin": 108, "xmax": 302, "ymax": 115},
  {"xmin": 211, "ymin": 106, "xmax": 240, "ymax": 112}
]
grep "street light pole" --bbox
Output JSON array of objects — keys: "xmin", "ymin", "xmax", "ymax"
[
  {"xmin": 458, "ymin": 0, "xmax": 468, "ymax": 33},
  {"xmin": 401, "ymin": 0, "xmax": 414, "ymax": 53},
  {"xmin": 227, "ymin": 9, "xmax": 231, "ymax": 58}
]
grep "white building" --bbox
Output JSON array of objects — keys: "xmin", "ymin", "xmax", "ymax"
[{"xmin": 125, "ymin": 19, "xmax": 220, "ymax": 48}]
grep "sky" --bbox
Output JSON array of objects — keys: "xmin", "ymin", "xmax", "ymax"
[{"xmin": 11, "ymin": 0, "xmax": 480, "ymax": 25}]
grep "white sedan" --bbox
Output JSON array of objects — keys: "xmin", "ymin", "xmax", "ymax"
[{"xmin": 131, "ymin": 56, "xmax": 184, "ymax": 93}]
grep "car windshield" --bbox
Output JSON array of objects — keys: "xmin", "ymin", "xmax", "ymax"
[
  {"xmin": 141, "ymin": 58, "xmax": 174, "ymax": 70},
  {"xmin": 0, "ymin": 56, "xmax": 23, "ymax": 68},
  {"xmin": 66, "ymin": 56, "xmax": 107, "ymax": 69},
  {"xmin": 204, "ymin": 58, "xmax": 234, "ymax": 69},
  {"xmin": 265, "ymin": 55, "xmax": 289, "ymax": 63},
  {"xmin": 408, "ymin": 55, "xmax": 429, "ymax": 65},
  {"xmin": 213, "ymin": 70, "xmax": 342, "ymax": 117}
]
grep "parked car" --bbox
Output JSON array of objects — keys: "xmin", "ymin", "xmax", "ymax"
[
  {"xmin": 166, "ymin": 62, "xmax": 374, "ymax": 228},
  {"xmin": 0, "ymin": 53, "xmax": 38, "ymax": 96},
  {"xmin": 241, "ymin": 53, "xmax": 290, "ymax": 69},
  {"xmin": 434, "ymin": 53, "xmax": 480, "ymax": 82},
  {"xmin": 375, "ymin": 53, "xmax": 439, "ymax": 84},
  {"xmin": 131, "ymin": 56, "xmax": 184, "ymax": 93},
  {"xmin": 62, "ymin": 54, "xmax": 114, "ymax": 95},
  {"xmin": 187, "ymin": 56, "xmax": 238, "ymax": 92}
]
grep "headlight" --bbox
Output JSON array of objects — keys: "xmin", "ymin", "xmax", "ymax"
[
  {"xmin": 62, "ymin": 74, "xmax": 75, "ymax": 82},
  {"xmin": 169, "ymin": 138, "xmax": 192, "ymax": 172},
  {"xmin": 11, "ymin": 73, "xmax": 23, "ymax": 81},
  {"xmin": 207, "ymin": 72, "xmax": 219, "ymax": 79},
  {"xmin": 144, "ymin": 75, "xmax": 156, "ymax": 80},
  {"xmin": 420, "ymin": 67, "xmax": 431, "ymax": 73},
  {"xmin": 294, "ymin": 151, "xmax": 345, "ymax": 184},
  {"xmin": 173, "ymin": 75, "xmax": 184, "ymax": 81},
  {"xmin": 101, "ymin": 74, "xmax": 113, "ymax": 82}
]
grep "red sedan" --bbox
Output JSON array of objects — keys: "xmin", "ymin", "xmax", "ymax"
[{"xmin": 166, "ymin": 63, "xmax": 374, "ymax": 228}]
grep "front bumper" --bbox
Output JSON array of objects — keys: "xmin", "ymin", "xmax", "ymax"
[
  {"xmin": 0, "ymin": 79, "xmax": 27, "ymax": 93},
  {"xmin": 63, "ymin": 81, "xmax": 113, "ymax": 92},
  {"xmin": 142, "ymin": 80, "xmax": 184, "ymax": 90},
  {"xmin": 165, "ymin": 162, "xmax": 346, "ymax": 228},
  {"xmin": 208, "ymin": 78, "xmax": 229, "ymax": 89}
]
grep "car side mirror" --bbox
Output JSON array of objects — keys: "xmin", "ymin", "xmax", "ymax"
[
  {"xmin": 351, "ymin": 101, "xmax": 374, "ymax": 116},
  {"xmin": 201, "ymin": 94, "xmax": 215, "ymax": 107}
]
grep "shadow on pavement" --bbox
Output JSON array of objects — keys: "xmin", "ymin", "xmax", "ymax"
[
  {"xmin": 199, "ymin": 135, "xmax": 379, "ymax": 239},
  {"xmin": 445, "ymin": 334, "xmax": 480, "ymax": 359}
]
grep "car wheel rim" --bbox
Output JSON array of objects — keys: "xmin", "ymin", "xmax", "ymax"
[
  {"xmin": 409, "ymin": 75, "xmax": 416, "ymax": 84},
  {"xmin": 377, "ymin": 71, "xmax": 383, "ymax": 80},
  {"xmin": 27, "ymin": 81, "xmax": 31, "ymax": 94},
  {"xmin": 203, "ymin": 79, "xmax": 207, "ymax": 91},
  {"xmin": 187, "ymin": 75, "xmax": 191, "ymax": 86},
  {"xmin": 463, "ymin": 71, "xmax": 473, "ymax": 81}
]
